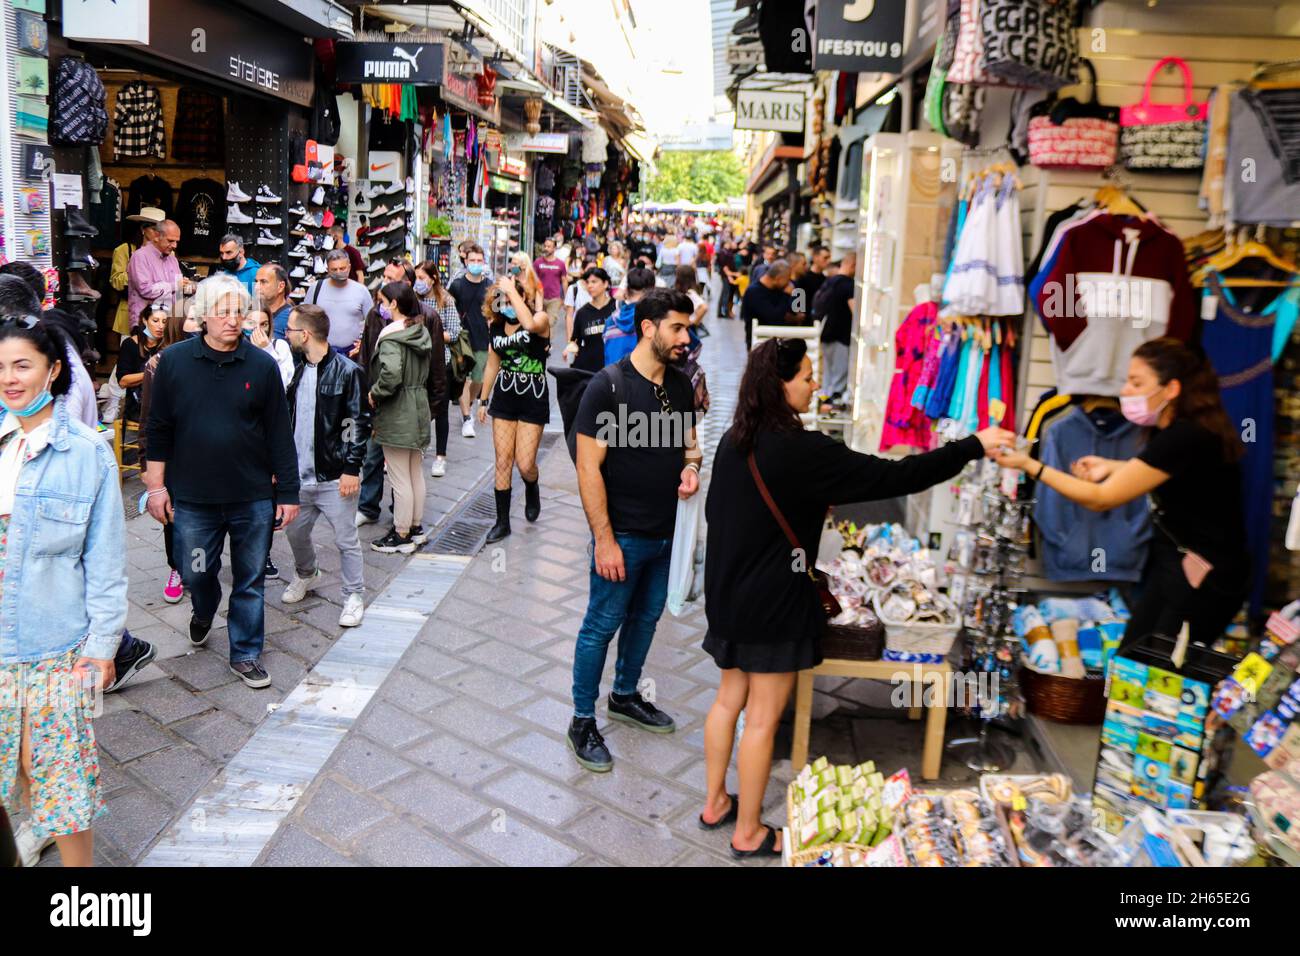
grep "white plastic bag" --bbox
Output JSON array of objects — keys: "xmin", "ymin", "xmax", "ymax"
[
  {"xmin": 666, "ymin": 493, "xmax": 703, "ymax": 617},
  {"xmin": 98, "ymin": 366, "xmax": 124, "ymax": 423}
]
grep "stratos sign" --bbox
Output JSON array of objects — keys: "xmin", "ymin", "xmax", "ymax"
[
  {"xmin": 336, "ymin": 42, "xmax": 445, "ymax": 84},
  {"xmin": 735, "ymin": 89, "xmax": 806, "ymax": 133}
]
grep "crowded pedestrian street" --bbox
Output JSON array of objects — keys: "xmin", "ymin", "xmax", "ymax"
[{"xmin": 4, "ymin": 0, "xmax": 1300, "ymax": 897}]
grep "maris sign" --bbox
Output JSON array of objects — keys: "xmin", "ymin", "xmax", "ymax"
[{"xmin": 735, "ymin": 90, "xmax": 806, "ymax": 133}]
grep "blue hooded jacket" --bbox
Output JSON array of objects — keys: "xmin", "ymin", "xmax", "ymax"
[{"xmin": 604, "ymin": 300, "xmax": 638, "ymax": 365}]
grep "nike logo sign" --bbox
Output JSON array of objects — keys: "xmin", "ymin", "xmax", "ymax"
[{"xmin": 371, "ymin": 163, "xmax": 394, "ymax": 172}]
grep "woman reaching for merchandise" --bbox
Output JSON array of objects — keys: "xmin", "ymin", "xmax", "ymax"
[
  {"xmin": 995, "ymin": 337, "xmax": 1248, "ymax": 648},
  {"xmin": 700, "ymin": 338, "xmax": 1013, "ymax": 858},
  {"xmin": 479, "ymin": 274, "xmax": 551, "ymax": 542}
]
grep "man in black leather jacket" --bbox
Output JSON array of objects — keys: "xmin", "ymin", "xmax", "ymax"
[{"xmin": 281, "ymin": 304, "xmax": 373, "ymax": 628}]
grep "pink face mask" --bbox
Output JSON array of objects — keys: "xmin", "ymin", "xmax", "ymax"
[{"xmin": 1120, "ymin": 389, "xmax": 1167, "ymax": 427}]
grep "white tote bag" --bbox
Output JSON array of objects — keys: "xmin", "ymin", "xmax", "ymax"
[{"xmin": 666, "ymin": 494, "xmax": 703, "ymax": 617}]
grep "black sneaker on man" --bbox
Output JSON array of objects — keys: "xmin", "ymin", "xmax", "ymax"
[
  {"xmin": 608, "ymin": 691, "xmax": 676, "ymax": 733},
  {"xmin": 567, "ymin": 717, "xmax": 613, "ymax": 772},
  {"xmin": 230, "ymin": 659, "xmax": 272, "ymax": 689},
  {"xmin": 189, "ymin": 616, "xmax": 212, "ymax": 648},
  {"xmin": 106, "ymin": 640, "xmax": 157, "ymax": 693},
  {"xmin": 264, "ymin": 555, "xmax": 279, "ymax": 579}
]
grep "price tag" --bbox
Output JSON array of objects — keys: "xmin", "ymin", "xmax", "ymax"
[
  {"xmin": 988, "ymin": 398, "xmax": 1006, "ymax": 425},
  {"xmin": 1201, "ymin": 295, "xmax": 1218, "ymax": 321},
  {"xmin": 1012, "ymin": 794, "xmax": 1027, "ymax": 811}
]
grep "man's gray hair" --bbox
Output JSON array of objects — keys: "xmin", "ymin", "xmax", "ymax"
[
  {"xmin": 767, "ymin": 258, "xmax": 791, "ymax": 278},
  {"xmin": 191, "ymin": 273, "xmax": 251, "ymax": 317},
  {"xmin": 219, "ymin": 233, "xmax": 244, "ymax": 252},
  {"xmin": 325, "ymin": 249, "xmax": 352, "ymax": 266}
]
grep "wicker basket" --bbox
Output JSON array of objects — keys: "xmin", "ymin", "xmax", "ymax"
[
  {"xmin": 1020, "ymin": 663, "xmax": 1107, "ymax": 724},
  {"xmin": 784, "ymin": 781, "xmax": 880, "ymax": 867},
  {"xmin": 872, "ymin": 593, "xmax": 961, "ymax": 658},
  {"xmin": 822, "ymin": 618, "xmax": 884, "ymax": 661}
]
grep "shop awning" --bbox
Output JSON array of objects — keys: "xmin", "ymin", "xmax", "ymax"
[
  {"xmin": 234, "ymin": 0, "xmax": 353, "ymax": 37},
  {"xmin": 745, "ymin": 142, "xmax": 802, "ymax": 195},
  {"xmin": 544, "ymin": 93, "xmax": 595, "ymax": 130},
  {"xmin": 620, "ymin": 131, "xmax": 657, "ymax": 168}
]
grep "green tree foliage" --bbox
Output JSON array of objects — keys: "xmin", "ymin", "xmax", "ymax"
[{"xmin": 646, "ymin": 151, "xmax": 745, "ymax": 203}]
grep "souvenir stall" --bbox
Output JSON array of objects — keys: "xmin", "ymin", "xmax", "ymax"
[{"xmin": 813, "ymin": 2, "xmax": 1300, "ymax": 854}]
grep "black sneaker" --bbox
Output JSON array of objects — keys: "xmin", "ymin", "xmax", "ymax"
[
  {"xmin": 409, "ymin": 524, "xmax": 429, "ymax": 545},
  {"xmin": 230, "ymin": 659, "xmax": 272, "ymax": 689},
  {"xmin": 189, "ymin": 617, "xmax": 212, "ymax": 648},
  {"xmin": 608, "ymin": 691, "xmax": 676, "ymax": 734},
  {"xmin": 106, "ymin": 640, "xmax": 157, "ymax": 693},
  {"xmin": 567, "ymin": 717, "xmax": 613, "ymax": 773},
  {"xmin": 370, "ymin": 529, "xmax": 416, "ymax": 554},
  {"xmin": 264, "ymin": 556, "xmax": 279, "ymax": 579}
]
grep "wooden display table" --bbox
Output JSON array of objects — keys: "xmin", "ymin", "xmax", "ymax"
[{"xmin": 791, "ymin": 659, "xmax": 953, "ymax": 781}]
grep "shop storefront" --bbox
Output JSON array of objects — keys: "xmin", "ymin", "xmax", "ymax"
[{"xmin": 788, "ymin": 2, "xmax": 1300, "ymax": 867}]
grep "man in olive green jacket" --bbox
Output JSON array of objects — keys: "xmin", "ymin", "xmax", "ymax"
[{"xmin": 369, "ymin": 287, "xmax": 433, "ymax": 553}]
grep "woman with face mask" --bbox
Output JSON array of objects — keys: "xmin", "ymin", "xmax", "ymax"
[
  {"xmin": 415, "ymin": 262, "xmax": 455, "ymax": 478},
  {"xmin": 479, "ymin": 274, "xmax": 551, "ymax": 542},
  {"xmin": 114, "ymin": 303, "xmax": 167, "ymax": 423},
  {"xmin": 0, "ymin": 315, "xmax": 128, "ymax": 866},
  {"xmin": 996, "ymin": 337, "xmax": 1249, "ymax": 649},
  {"xmin": 243, "ymin": 309, "xmax": 295, "ymax": 390}
]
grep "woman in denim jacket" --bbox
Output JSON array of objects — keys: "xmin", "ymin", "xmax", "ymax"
[{"xmin": 0, "ymin": 316, "xmax": 127, "ymax": 866}]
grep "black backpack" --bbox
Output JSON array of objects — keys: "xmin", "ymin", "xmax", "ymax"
[
  {"xmin": 550, "ymin": 361, "xmax": 627, "ymax": 463},
  {"xmin": 50, "ymin": 57, "xmax": 108, "ymax": 146}
]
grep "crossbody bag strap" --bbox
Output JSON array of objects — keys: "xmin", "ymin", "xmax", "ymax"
[{"xmin": 747, "ymin": 450, "xmax": 806, "ymax": 557}]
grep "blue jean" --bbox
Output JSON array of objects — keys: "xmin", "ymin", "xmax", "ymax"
[
  {"xmin": 172, "ymin": 499, "xmax": 274, "ymax": 664},
  {"xmin": 571, "ymin": 533, "xmax": 672, "ymax": 718},
  {"xmin": 358, "ymin": 438, "xmax": 386, "ymax": 519}
]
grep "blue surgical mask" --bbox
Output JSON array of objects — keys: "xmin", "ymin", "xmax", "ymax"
[
  {"xmin": 467, "ymin": 263, "xmax": 486, "ymax": 277},
  {"xmin": 414, "ymin": 280, "xmax": 431, "ymax": 296},
  {"xmin": 509, "ymin": 265, "xmax": 522, "ymax": 276},
  {"xmin": 2, "ymin": 369, "xmax": 55, "ymax": 418},
  {"xmin": 502, "ymin": 305, "xmax": 517, "ymax": 320},
  {"xmin": 379, "ymin": 305, "xmax": 393, "ymax": 322}
]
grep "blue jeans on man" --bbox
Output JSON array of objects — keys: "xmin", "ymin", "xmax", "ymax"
[
  {"xmin": 571, "ymin": 533, "xmax": 672, "ymax": 719},
  {"xmin": 172, "ymin": 498, "xmax": 274, "ymax": 664},
  {"xmin": 358, "ymin": 438, "xmax": 386, "ymax": 520}
]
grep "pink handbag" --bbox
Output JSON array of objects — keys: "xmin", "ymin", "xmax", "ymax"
[{"xmin": 1119, "ymin": 57, "xmax": 1209, "ymax": 171}]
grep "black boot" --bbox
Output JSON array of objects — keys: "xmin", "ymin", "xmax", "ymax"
[
  {"xmin": 486, "ymin": 488, "xmax": 512, "ymax": 542},
  {"xmin": 523, "ymin": 478, "xmax": 541, "ymax": 523}
]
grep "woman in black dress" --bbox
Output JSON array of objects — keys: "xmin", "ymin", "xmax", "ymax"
[
  {"xmin": 478, "ymin": 274, "xmax": 552, "ymax": 542},
  {"xmin": 699, "ymin": 339, "xmax": 1013, "ymax": 858},
  {"xmin": 114, "ymin": 302, "xmax": 167, "ymax": 423}
]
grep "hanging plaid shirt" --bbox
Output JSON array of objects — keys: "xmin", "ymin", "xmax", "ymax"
[
  {"xmin": 113, "ymin": 81, "xmax": 165, "ymax": 161},
  {"xmin": 171, "ymin": 88, "xmax": 224, "ymax": 164}
]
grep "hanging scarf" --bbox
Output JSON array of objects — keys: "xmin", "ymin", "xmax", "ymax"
[{"xmin": 443, "ymin": 113, "xmax": 453, "ymax": 163}]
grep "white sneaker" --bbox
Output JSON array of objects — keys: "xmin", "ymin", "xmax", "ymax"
[
  {"xmin": 339, "ymin": 593, "xmax": 366, "ymax": 628},
  {"xmin": 14, "ymin": 820, "xmax": 55, "ymax": 867},
  {"xmin": 255, "ymin": 210, "xmax": 283, "ymax": 226},
  {"xmin": 256, "ymin": 229, "xmax": 283, "ymax": 246},
  {"xmin": 257, "ymin": 184, "xmax": 282, "ymax": 204},
  {"xmin": 227, "ymin": 203, "xmax": 253, "ymax": 224},
  {"xmin": 355, "ymin": 511, "xmax": 377, "ymax": 528},
  {"xmin": 431, "ymin": 457, "xmax": 446, "ymax": 478},
  {"xmin": 227, "ymin": 181, "xmax": 252, "ymax": 203},
  {"xmin": 290, "ymin": 265, "xmax": 307, "ymax": 279},
  {"xmin": 282, "ymin": 568, "xmax": 322, "ymax": 604},
  {"xmin": 462, "ymin": 418, "xmax": 476, "ymax": 438}
]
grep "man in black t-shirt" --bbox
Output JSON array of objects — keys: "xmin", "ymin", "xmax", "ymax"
[
  {"xmin": 447, "ymin": 244, "xmax": 491, "ymax": 436},
  {"xmin": 815, "ymin": 251, "xmax": 856, "ymax": 399},
  {"xmin": 740, "ymin": 258, "xmax": 798, "ymax": 348},
  {"xmin": 568, "ymin": 288, "xmax": 703, "ymax": 773}
]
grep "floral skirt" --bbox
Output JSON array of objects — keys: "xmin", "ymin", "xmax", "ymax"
[{"xmin": 0, "ymin": 517, "xmax": 105, "ymax": 838}]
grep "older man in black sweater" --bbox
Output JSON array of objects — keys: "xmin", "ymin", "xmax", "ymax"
[{"xmin": 144, "ymin": 274, "xmax": 300, "ymax": 689}]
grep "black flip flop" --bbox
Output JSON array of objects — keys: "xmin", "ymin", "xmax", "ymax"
[
  {"xmin": 698, "ymin": 794, "xmax": 738, "ymax": 831},
  {"xmin": 730, "ymin": 825, "xmax": 782, "ymax": 860}
]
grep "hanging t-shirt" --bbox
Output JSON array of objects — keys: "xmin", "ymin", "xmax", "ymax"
[
  {"xmin": 572, "ymin": 299, "xmax": 615, "ymax": 372},
  {"xmin": 125, "ymin": 173, "xmax": 173, "ymax": 219},
  {"xmin": 176, "ymin": 177, "xmax": 226, "ymax": 258}
]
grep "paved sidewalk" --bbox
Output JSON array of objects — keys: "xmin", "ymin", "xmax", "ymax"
[{"xmin": 34, "ymin": 413, "xmax": 498, "ymax": 867}]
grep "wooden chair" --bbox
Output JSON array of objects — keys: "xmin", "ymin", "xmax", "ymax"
[{"xmin": 113, "ymin": 418, "xmax": 143, "ymax": 482}]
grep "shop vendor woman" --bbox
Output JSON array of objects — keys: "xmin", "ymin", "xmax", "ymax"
[{"xmin": 995, "ymin": 338, "xmax": 1248, "ymax": 648}]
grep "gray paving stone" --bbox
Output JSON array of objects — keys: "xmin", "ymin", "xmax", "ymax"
[
  {"xmin": 436, "ymin": 596, "xmax": 501, "ymax": 627},
  {"xmin": 462, "ymin": 816, "xmax": 582, "ymax": 867},
  {"xmin": 637, "ymin": 670, "xmax": 706, "ymax": 707},
  {"xmin": 481, "ymin": 769, "xmax": 591, "ymax": 829},
  {"xmin": 268, "ymin": 624, "xmax": 333, "ymax": 663},
  {"xmin": 356, "ymin": 700, "xmax": 438, "ymax": 748},
  {"xmin": 201, "ymin": 681, "xmax": 287, "ymax": 725},
  {"xmin": 129, "ymin": 745, "xmax": 217, "ymax": 807},
  {"xmin": 377, "ymin": 668, "xmax": 455, "ymax": 714},
  {"xmin": 499, "ymin": 731, "xmax": 587, "ymax": 785},
  {"xmin": 475, "ymin": 617, "xmax": 564, "ymax": 648},
  {"xmin": 512, "ymin": 693, "xmax": 574, "ymax": 732},
  {"xmin": 97, "ymin": 758, "xmax": 134, "ymax": 796},
  {"xmin": 460, "ymin": 639, "xmax": 551, "ymax": 679},
  {"xmin": 121, "ymin": 678, "xmax": 212, "ymax": 725},
  {"xmin": 427, "ymin": 620, "xmax": 490, "ymax": 652},
  {"xmin": 400, "ymin": 734, "xmax": 507, "ymax": 787},
  {"xmin": 426, "ymin": 698, "xmax": 522, "ymax": 745},
  {"xmin": 261, "ymin": 649, "xmax": 311, "ymax": 690},
  {"xmin": 380, "ymin": 773, "xmax": 491, "ymax": 833},
  {"xmin": 523, "ymin": 664, "xmax": 575, "ymax": 700},
  {"xmin": 446, "ymin": 668, "xmax": 539, "ymax": 710},
  {"xmin": 260, "ymin": 824, "xmax": 357, "ymax": 866},
  {"xmin": 97, "ymin": 788, "xmax": 172, "ymax": 861},
  {"xmin": 577, "ymin": 763, "xmax": 695, "ymax": 823},
  {"xmin": 401, "ymin": 644, "xmax": 470, "ymax": 682},
  {"xmin": 158, "ymin": 649, "xmax": 240, "ymax": 691},
  {"xmin": 600, "ymin": 724, "xmax": 698, "ymax": 778},
  {"xmin": 328, "ymin": 734, "xmax": 416, "ymax": 790},
  {"xmin": 297, "ymin": 777, "xmax": 389, "ymax": 842},
  {"xmin": 94, "ymin": 710, "xmax": 175, "ymax": 762},
  {"xmin": 172, "ymin": 709, "xmax": 253, "ymax": 763},
  {"xmin": 564, "ymin": 806, "xmax": 681, "ymax": 867}
]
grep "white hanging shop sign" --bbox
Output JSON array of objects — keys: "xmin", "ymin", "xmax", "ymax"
[
  {"xmin": 735, "ymin": 89, "xmax": 806, "ymax": 133},
  {"xmin": 62, "ymin": 0, "xmax": 150, "ymax": 45},
  {"xmin": 505, "ymin": 132, "xmax": 569, "ymax": 154}
]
